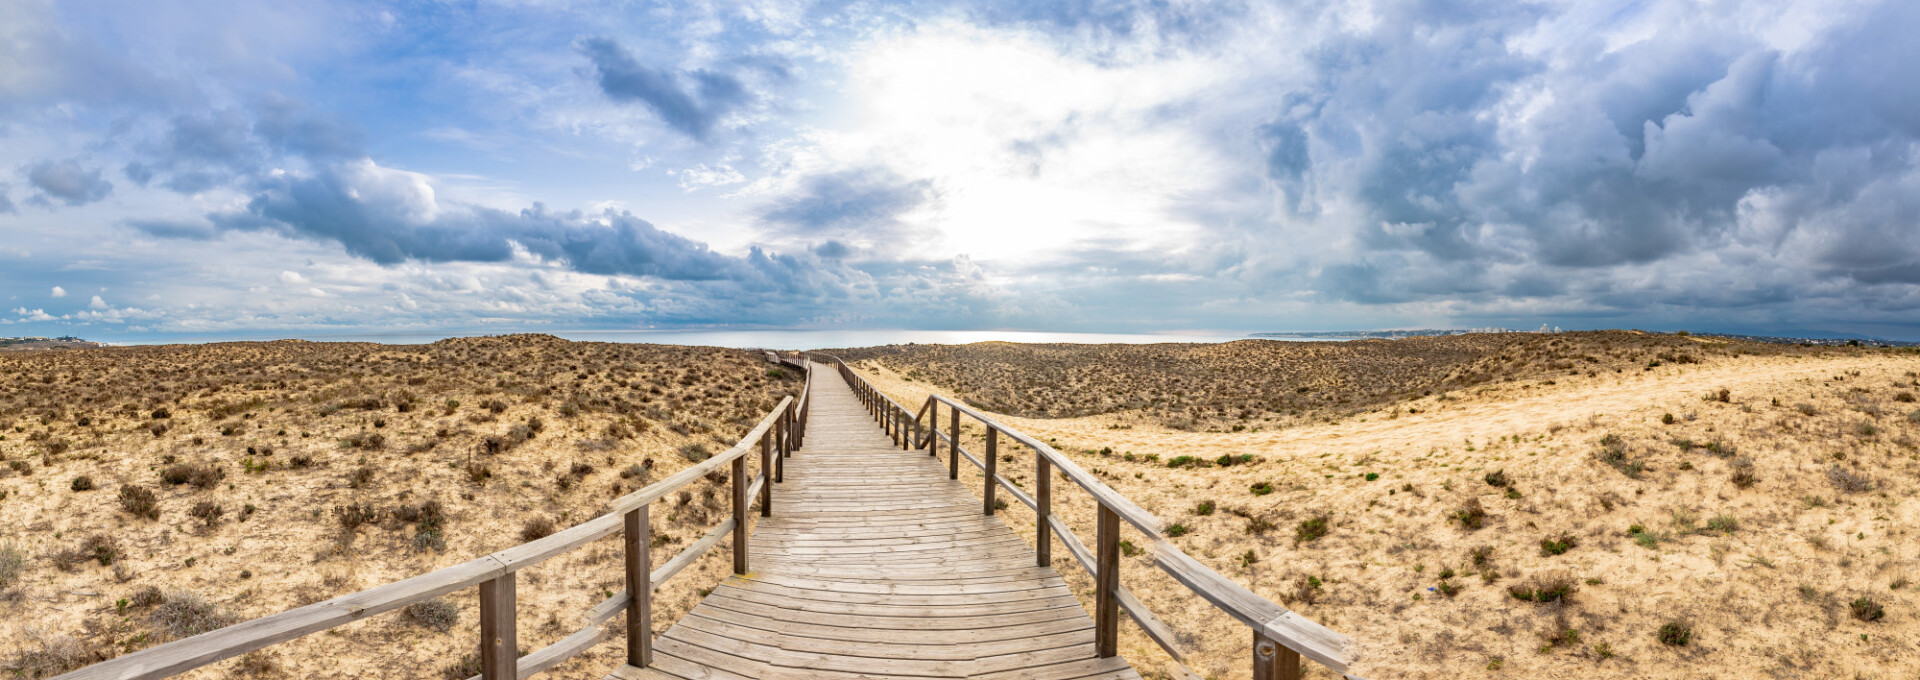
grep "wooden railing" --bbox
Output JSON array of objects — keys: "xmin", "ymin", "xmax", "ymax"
[
  {"xmin": 57, "ymin": 361, "xmax": 814, "ymax": 680},
  {"xmin": 818, "ymin": 355, "xmax": 1361, "ymax": 680}
]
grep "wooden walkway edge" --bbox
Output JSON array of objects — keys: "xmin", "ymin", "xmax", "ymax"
[{"xmin": 607, "ymin": 361, "xmax": 1141, "ymax": 680}]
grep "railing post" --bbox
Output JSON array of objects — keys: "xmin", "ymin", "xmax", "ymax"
[
  {"xmin": 1094, "ymin": 504, "xmax": 1120, "ymax": 658},
  {"xmin": 1035, "ymin": 453, "xmax": 1051, "ymax": 567},
  {"xmin": 928, "ymin": 402, "xmax": 939, "ymax": 457},
  {"xmin": 732, "ymin": 452, "xmax": 748, "ymax": 574},
  {"xmin": 900, "ymin": 407, "xmax": 910, "ymax": 450},
  {"xmin": 774, "ymin": 407, "xmax": 786, "ymax": 483},
  {"xmin": 948, "ymin": 405, "xmax": 960, "ymax": 480},
  {"xmin": 1253, "ymin": 630, "xmax": 1301, "ymax": 680},
  {"xmin": 983, "ymin": 426, "xmax": 998, "ymax": 515},
  {"xmin": 624, "ymin": 506, "xmax": 652, "ymax": 668},
  {"xmin": 479, "ymin": 572, "xmax": 518, "ymax": 679},
  {"xmin": 760, "ymin": 425, "xmax": 774, "ymax": 517}
]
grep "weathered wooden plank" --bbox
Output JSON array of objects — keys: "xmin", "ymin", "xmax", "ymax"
[
  {"xmin": 654, "ymin": 518, "xmax": 737, "ymax": 588},
  {"xmin": 50, "ymin": 555, "xmax": 509, "ymax": 680}
]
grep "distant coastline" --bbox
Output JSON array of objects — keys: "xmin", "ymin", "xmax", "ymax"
[{"xmin": 1254, "ymin": 328, "xmax": 1920, "ymax": 347}]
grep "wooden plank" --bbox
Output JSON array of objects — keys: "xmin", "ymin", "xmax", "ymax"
[
  {"xmin": 465, "ymin": 622, "xmax": 606, "ymax": 680},
  {"xmin": 50, "ymin": 555, "xmax": 509, "ymax": 679},
  {"xmin": 605, "ymin": 396, "xmax": 793, "ymax": 517},
  {"xmin": 653, "ymin": 518, "xmax": 736, "ymax": 588}
]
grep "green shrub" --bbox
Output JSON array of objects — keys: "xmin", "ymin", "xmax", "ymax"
[
  {"xmin": 1294, "ymin": 515, "xmax": 1330, "ymax": 544},
  {"xmin": 1657, "ymin": 620, "xmax": 1692, "ymax": 646},
  {"xmin": 1539, "ymin": 534, "xmax": 1577, "ymax": 556},
  {"xmin": 1191, "ymin": 500, "xmax": 1215, "ymax": 516},
  {"xmin": 70, "ymin": 476, "xmax": 94, "ymax": 491},
  {"xmin": 1851, "ymin": 597, "xmax": 1885, "ymax": 622},
  {"xmin": 1508, "ymin": 574, "xmax": 1576, "ymax": 603},
  {"xmin": 1452, "ymin": 498, "xmax": 1487, "ymax": 530}
]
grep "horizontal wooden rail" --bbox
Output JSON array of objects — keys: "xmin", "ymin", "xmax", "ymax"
[
  {"xmin": 817, "ymin": 355, "xmax": 1357, "ymax": 680},
  {"xmin": 936, "ymin": 429, "xmax": 1191, "ymax": 667},
  {"xmin": 59, "ymin": 362, "xmax": 813, "ymax": 680}
]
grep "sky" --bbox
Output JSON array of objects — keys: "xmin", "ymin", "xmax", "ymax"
[{"xmin": 3, "ymin": 0, "xmax": 1919, "ymax": 341}]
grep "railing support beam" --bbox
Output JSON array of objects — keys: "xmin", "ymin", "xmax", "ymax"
[
  {"xmin": 949, "ymin": 405, "xmax": 960, "ymax": 480},
  {"xmin": 1036, "ymin": 454, "xmax": 1052, "ymax": 568},
  {"xmin": 479, "ymin": 573, "xmax": 518, "ymax": 680},
  {"xmin": 1094, "ymin": 504, "xmax": 1120, "ymax": 658},
  {"xmin": 731, "ymin": 453, "xmax": 748, "ymax": 574},
  {"xmin": 983, "ymin": 427, "xmax": 998, "ymax": 515},
  {"xmin": 1253, "ymin": 630, "xmax": 1301, "ymax": 680},
  {"xmin": 624, "ymin": 506, "xmax": 652, "ymax": 668},
  {"xmin": 760, "ymin": 425, "xmax": 774, "ymax": 517}
]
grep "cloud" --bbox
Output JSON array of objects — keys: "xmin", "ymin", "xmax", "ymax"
[
  {"xmin": 50, "ymin": 286, "xmax": 66, "ymax": 298},
  {"xmin": 26, "ymin": 159, "xmax": 114, "ymax": 206},
  {"xmin": 0, "ymin": 183, "xmax": 14, "ymax": 214},
  {"xmin": 577, "ymin": 37, "xmax": 749, "ymax": 141},
  {"xmin": 89, "ymin": 295, "xmax": 107, "ymax": 309},
  {"xmin": 759, "ymin": 167, "xmax": 936, "ymax": 255}
]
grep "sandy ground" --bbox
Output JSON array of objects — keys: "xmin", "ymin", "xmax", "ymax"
[
  {"xmin": 0, "ymin": 338, "xmax": 794, "ymax": 679},
  {"xmin": 851, "ymin": 349, "xmax": 1920, "ymax": 679}
]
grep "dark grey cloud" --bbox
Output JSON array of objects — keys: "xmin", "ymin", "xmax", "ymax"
[
  {"xmin": 578, "ymin": 37, "xmax": 748, "ymax": 142},
  {"xmin": 759, "ymin": 167, "xmax": 934, "ymax": 255},
  {"xmin": 1232, "ymin": 0, "xmax": 1920, "ymax": 311},
  {"xmin": 129, "ymin": 158, "xmax": 872, "ymax": 306},
  {"xmin": 128, "ymin": 218, "xmax": 220, "ymax": 240},
  {"xmin": 252, "ymin": 95, "xmax": 366, "ymax": 160},
  {"xmin": 25, "ymin": 159, "xmax": 114, "ymax": 206}
]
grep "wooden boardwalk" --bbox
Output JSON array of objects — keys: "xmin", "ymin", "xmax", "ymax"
[{"xmin": 609, "ymin": 362, "xmax": 1141, "ymax": 680}]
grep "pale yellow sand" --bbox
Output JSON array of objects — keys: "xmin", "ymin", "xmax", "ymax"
[{"xmin": 852, "ymin": 349, "xmax": 1920, "ymax": 679}]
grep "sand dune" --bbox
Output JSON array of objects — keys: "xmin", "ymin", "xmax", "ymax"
[{"xmin": 850, "ymin": 344, "xmax": 1920, "ymax": 679}]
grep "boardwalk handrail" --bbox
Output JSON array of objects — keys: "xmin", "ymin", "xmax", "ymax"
[
  {"xmin": 57, "ymin": 361, "xmax": 814, "ymax": 680},
  {"xmin": 814, "ymin": 354, "xmax": 1359, "ymax": 680}
]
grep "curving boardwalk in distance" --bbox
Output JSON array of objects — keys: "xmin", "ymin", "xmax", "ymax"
[{"xmin": 608, "ymin": 362, "xmax": 1141, "ymax": 680}]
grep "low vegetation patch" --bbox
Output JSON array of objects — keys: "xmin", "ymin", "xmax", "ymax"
[
  {"xmin": 1508, "ymin": 573, "xmax": 1577, "ymax": 603},
  {"xmin": 1294, "ymin": 514, "xmax": 1330, "ymax": 544}
]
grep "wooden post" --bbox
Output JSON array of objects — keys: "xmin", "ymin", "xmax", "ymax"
[
  {"xmin": 1035, "ymin": 454, "xmax": 1052, "ymax": 567},
  {"xmin": 479, "ymin": 573, "xmax": 518, "ymax": 679},
  {"xmin": 624, "ymin": 506, "xmax": 652, "ymax": 668},
  {"xmin": 1094, "ymin": 504, "xmax": 1119, "ymax": 658},
  {"xmin": 1253, "ymin": 630, "xmax": 1301, "ymax": 680},
  {"xmin": 948, "ymin": 405, "xmax": 960, "ymax": 480},
  {"xmin": 983, "ymin": 427, "xmax": 998, "ymax": 515},
  {"xmin": 773, "ymin": 410, "xmax": 786, "ymax": 484},
  {"xmin": 928, "ymin": 402, "xmax": 939, "ymax": 457},
  {"xmin": 731, "ymin": 453, "xmax": 748, "ymax": 574},
  {"xmin": 759, "ymin": 427, "xmax": 773, "ymax": 517}
]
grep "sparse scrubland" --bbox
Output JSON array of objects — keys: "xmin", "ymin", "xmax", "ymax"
[
  {"xmin": 0, "ymin": 335, "xmax": 799, "ymax": 678},
  {"xmin": 844, "ymin": 332, "xmax": 1920, "ymax": 679}
]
